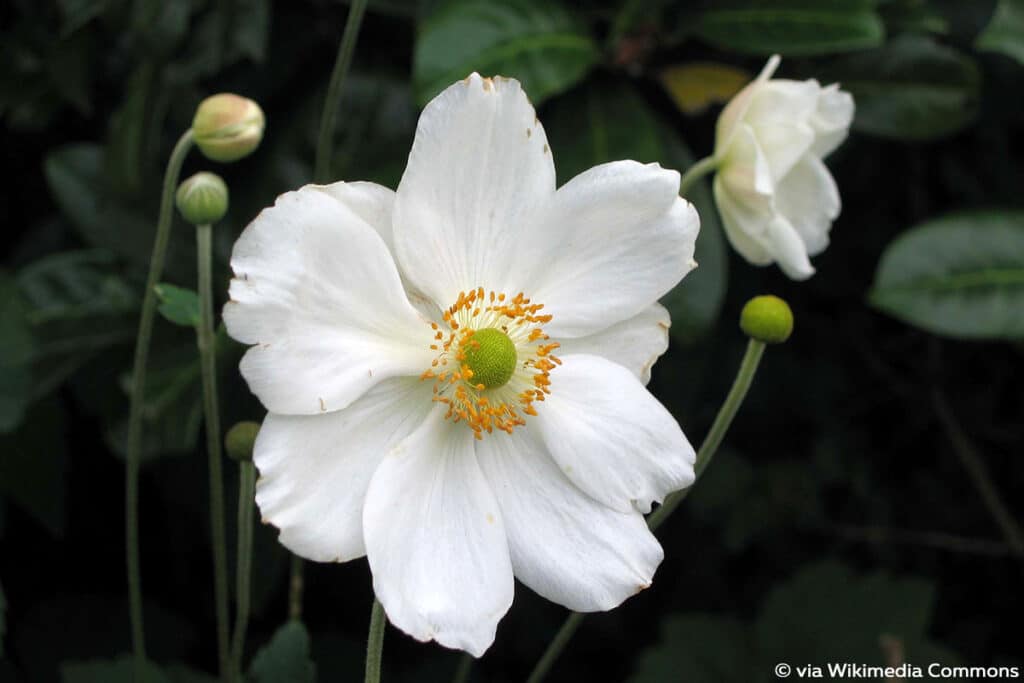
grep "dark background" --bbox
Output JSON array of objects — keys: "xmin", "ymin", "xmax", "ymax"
[{"xmin": 1, "ymin": 0, "xmax": 1022, "ymax": 681}]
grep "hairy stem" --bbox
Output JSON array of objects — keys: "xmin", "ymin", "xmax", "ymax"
[
  {"xmin": 231, "ymin": 461, "xmax": 257, "ymax": 679},
  {"xmin": 678, "ymin": 155, "xmax": 719, "ymax": 198},
  {"xmin": 365, "ymin": 598, "xmax": 386, "ymax": 683},
  {"xmin": 125, "ymin": 129, "xmax": 193, "ymax": 677}
]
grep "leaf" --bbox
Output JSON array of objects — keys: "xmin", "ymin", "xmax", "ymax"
[
  {"xmin": 976, "ymin": 0, "xmax": 1024, "ymax": 65},
  {"xmin": 61, "ymin": 657, "xmax": 169, "ymax": 683},
  {"xmin": 0, "ymin": 273, "xmax": 34, "ymax": 433},
  {"xmin": 414, "ymin": 0, "xmax": 599, "ymax": 106},
  {"xmin": 658, "ymin": 62, "xmax": 751, "ymax": 115},
  {"xmin": 155, "ymin": 283, "xmax": 200, "ymax": 327},
  {"xmin": 757, "ymin": 562, "xmax": 959, "ymax": 666},
  {"xmin": 248, "ymin": 622, "xmax": 316, "ymax": 683},
  {"xmin": 43, "ymin": 144, "xmax": 156, "ymax": 267},
  {"xmin": 544, "ymin": 81, "xmax": 726, "ymax": 344},
  {"xmin": 879, "ymin": 0, "xmax": 949, "ymax": 35},
  {"xmin": 869, "ymin": 211, "xmax": 1024, "ymax": 340},
  {"xmin": 630, "ymin": 614, "xmax": 751, "ymax": 683},
  {"xmin": 822, "ymin": 34, "xmax": 980, "ymax": 141},
  {"xmin": 0, "ymin": 400, "xmax": 67, "ymax": 536},
  {"xmin": 692, "ymin": 0, "xmax": 885, "ymax": 56}
]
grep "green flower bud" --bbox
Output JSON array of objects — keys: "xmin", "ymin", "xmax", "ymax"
[
  {"xmin": 192, "ymin": 93, "xmax": 265, "ymax": 163},
  {"xmin": 740, "ymin": 295, "xmax": 793, "ymax": 344},
  {"xmin": 225, "ymin": 421, "xmax": 260, "ymax": 462},
  {"xmin": 176, "ymin": 172, "xmax": 229, "ymax": 225}
]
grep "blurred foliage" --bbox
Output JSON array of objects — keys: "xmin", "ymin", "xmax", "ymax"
[{"xmin": 1, "ymin": 0, "xmax": 1022, "ymax": 681}]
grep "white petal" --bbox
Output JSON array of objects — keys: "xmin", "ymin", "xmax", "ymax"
[
  {"xmin": 715, "ymin": 54, "xmax": 781, "ymax": 150},
  {"xmin": 223, "ymin": 185, "xmax": 434, "ymax": 415},
  {"xmin": 393, "ymin": 74, "xmax": 556, "ymax": 309},
  {"xmin": 363, "ymin": 411, "xmax": 513, "ymax": 657},
  {"xmin": 811, "ymin": 83, "xmax": 854, "ymax": 157},
  {"xmin": 766, "ymin": 215, "xmax": 815, "ymax": 280},
  {"xmin": 530, "ymin": 162, "xmax": 699, "ymax": 337},
  {"xmin": 555, "ymin": 303, "xmax": 670, "ymax": 385},
  {"xmin": 253, "ymin": 378, "xmax": 435, "ymax": 563},
  {"xmin": 310, "ymin": 181, "xmax": 396, "ymax": 255},
  {"xmin": 535, "ymin": 353, "xmax": 695, "ymax": 513},
  {"xmin": 775, "ymin": 156, "xmax": 841, "ymax": 257},
  {"xmin": 476, "ymin": 427, "xmax": 663, "ymax": 612},
  {"xmin": 713, "ymin": 176, "xmax": 774, "ymax": 267}
]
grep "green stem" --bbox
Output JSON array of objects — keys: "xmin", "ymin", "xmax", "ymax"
[
  {"xmin": 451, "ymin": 653, "xmax": 473, "ymax": 683},
  {"xmin": 524, "ymin": 613, "xmax": 585, "ymax": 683},
  {"xmin": 678, "ymin": 155, "xmax": 719, "ymax": 198},
  {"xmin": 288, "ymin": 554, "xmax": 304, "ymax": 621},
  {"xmin": 648, "ymin": 339, "xmax": 765, "ymax": 530},
  {"xmin": 524, "ymin": 339, "xmax": 767, "ymax": 683},
  {"xmin": 125, "ymin": 129, "xmax": 193, "ymax": 676},
  {"xmin": 313, "ymin": 0, "xmax": 369, "ymax": 183},
  {"xmin": 196, "ymin": 222, "xmax": 231, "ymax": 679},
  {"xmin": 365, "ymin": 598, "xmax": 386, "ymax": 683},
  {"xmin": 231, "ymin": 461, "xmax": 257, "ymax": 679}
]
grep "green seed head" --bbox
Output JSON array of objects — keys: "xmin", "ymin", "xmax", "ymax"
[
  {"xmin": 740, "ymin": 294, "xmax": 794, "ymax": 344},
  {"xmin": 463, "ymin": 328, "xmax": 517, "ymax": 389}
]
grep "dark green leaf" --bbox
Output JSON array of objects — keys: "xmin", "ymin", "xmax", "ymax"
[
  {"xmin": 870, "ymin": 211, "xmax": 1024, "ymax": 339},
  {"xmin": 57, "ymin": 0, "xmax": 112, "ymax": 37},
  {"xmin": 545, "ymin": 81, "xmax": 727, "ymax": 344},
  {"xmin": 43, "ymin": 144, "xmax": 156, "ymax": 266},
  {"xmin": 692, "ymin": 0, "xmax": 885, "ymax": 56},
  {"xmin": 106, "ymin": 63, "xmax": 155, "ymax": 196},
  {"xmin": 823, "ymin": 34, "xmax": 980, "ymax": 141},
  {"xmin": 976, "ymin": 0, "xmax": 1024, "ymax": 65},
  {"xmin": 155, "ymin": 283, "xmax": 200, "ymax": 327},
  {"xmin": 414, "ymin": 0, "xmax": 598, "ymax": 106},
  {"xmin": 879, "ymin": 0, "xmax": 949, "ymax": 35},
  {"xmin": 61, "ymin": 656, "xmax": 170, "ymax": 683},
  {"xmin": 758, "ymin": 562, "xmax": 959, "ymax": 666},
  {"xmin": 249, "ymin": 622, "xmax": 316, "ymax": 683},
  {"xmin": 630, "ymin": 614, "xmax": 750, "ymax": 683},
  {"xmin": 0, "ymin": 400, "xmax": 67, "ymax": 536},
  {"xmin": 0, "ymin": 273, "xmax": 35, "ymax": 433}
]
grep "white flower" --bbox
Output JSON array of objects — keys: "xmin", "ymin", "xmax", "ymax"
[
  {"xmin": 223, "ymin": 74, "xmax": 699, "ymax": 656},
  {"xmin": 713, "ymin": 55, "xmax": 854, "ymax": 280}
]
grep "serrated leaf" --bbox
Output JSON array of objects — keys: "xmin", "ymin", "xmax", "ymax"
[
  {"xmin": 659, "ymin": 62, "xmax": 751, "ymax": 115},
  {"xmin": 249, "ymin": 622, "xmax": 316, "ymax": 683},
  {"xmin": 822, "ymin": 34, "xmax": 980, "ymax": 141},
  {"xmin": 155, "ymin": 283, "xmax": 200, "ymax": 327},
  {"xmin": 692, "ymin": 0, "xmax": 885, "ymax": 56},
  {"xmin": 976, "ymin": 0, "xmax": 1024, "ymax": 65},
  {"xmin": 414, "ymin": 0, "xmax": 598, "ymax": 106},
  {"xmin": 869, "ymin": 211, "xmax": 1024, "ymax": 339},
  {"xmin": 544, "ymin": 81, "xmax": 726, "ymax": 344}
]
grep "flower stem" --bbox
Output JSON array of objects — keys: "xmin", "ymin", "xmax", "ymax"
[
  {"xmin": 231, "ymin": 460, "xmax": 257, "ymax": 679},
  {"xmin": 648, "ymin": 339, "xmax": 765, "ymax": 530},
  {"xmin": 523, "ymin": 339, "xmax": 767, "ymax": 683},
  {"xmin": 524, "ymin": 612, "xmax": 585, "ymax": 683},
  {"xmin": 451, "ymin": 653, "xmax": 473, "ymax": 683},
  {"xmin": 365, "ymin": 598, "xmax": 386, "ymax": 683},
  {"xmin": 678, "ymin": 155, "xmax": 719, "ymax": 198},
  {"xmin": 125, "ymin": 129, "xmax": 193, "ymax": 677},
  {"xmin": 313, "ymin": 0, "xmax": 369, "ymax": 184},
  {"xmin": 196, "ymin": 221, "xmax": 231, "ymax": 678}
]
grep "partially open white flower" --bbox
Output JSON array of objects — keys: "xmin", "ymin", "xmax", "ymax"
[
  {"xmin": 224, "ymin": 73, "xmax": 699, "ymax": 656},
  {"xmin": 713, "ymin": 55, "xmax": 854, "ymax": 280}
]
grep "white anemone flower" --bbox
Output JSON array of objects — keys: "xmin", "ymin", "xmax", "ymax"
[
  {"xmin": 713, "ymin": 55, "xmax": 854, "ymax": 280},
  {"xmin": 224, "ymin": 73, "xmax": 699, "ymax": 656}
]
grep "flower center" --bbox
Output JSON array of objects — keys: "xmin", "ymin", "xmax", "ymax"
[
  {"xmin": 462, "ymin": 327, "xmax": 517, "ymax": 389},
  {"xmin": 421, "ymin": 288, "xmax": 561, "ymax": 439}
]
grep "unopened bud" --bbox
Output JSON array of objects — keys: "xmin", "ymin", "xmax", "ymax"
[
  {"xmin": 176, "ymin": 172, "xmax": 229, "ymax": 225},
  {"xmin": 225, "ymin": 421, "xmax": 260, "ymax": 462},
  {"xmin": 740, "ymin": 295, "xmax": 793, "ymax": 344},
  {"xmin": 192, "ymin": 93, "xmax": 265, "ymax": 163}
]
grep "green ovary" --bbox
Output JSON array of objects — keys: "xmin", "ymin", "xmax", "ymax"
[{"xmin": 463, "ymin": 328, "xmax": 517, "ymax": 389}]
